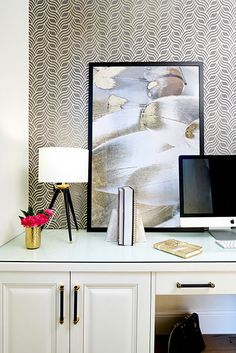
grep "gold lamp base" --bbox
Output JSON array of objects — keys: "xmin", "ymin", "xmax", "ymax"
[{"xmin": 55, "ymin": 183, "xmax": 70, "ymax": 190}]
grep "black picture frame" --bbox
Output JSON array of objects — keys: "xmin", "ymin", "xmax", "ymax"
[{"xmin": 87, "ymin": 62, "xmax": 204, "ymax": 232}]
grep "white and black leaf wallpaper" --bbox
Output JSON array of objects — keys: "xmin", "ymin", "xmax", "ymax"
[{"xmin": 29, "ymin": 0, "xmax": 236, "ymax": 229}]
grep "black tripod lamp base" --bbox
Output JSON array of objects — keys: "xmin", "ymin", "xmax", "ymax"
[{"xmin": 48, "ymin": 184, "xmax": 79, "ymax": 242}]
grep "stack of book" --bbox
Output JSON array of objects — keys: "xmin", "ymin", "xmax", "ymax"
[{"xmin": 117, "ymin": 186, "xmax": 135, "ymax": 246}]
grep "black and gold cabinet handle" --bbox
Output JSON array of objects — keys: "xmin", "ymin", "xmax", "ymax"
[
  {"xmin": 176, "ymin": 282, "xmax": 215, "ymax": 288},
  {"xmin": 73, "ymin": 285, "xmax": 80, "ymax": 324},
  {"xmin": 59, "ymin": 285, "xmax": 65, "ymax": 324}
]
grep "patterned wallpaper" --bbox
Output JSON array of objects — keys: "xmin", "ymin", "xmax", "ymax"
[{"xmin": 29, "ymin": 0, "xmax": 236, "ymax": 229}]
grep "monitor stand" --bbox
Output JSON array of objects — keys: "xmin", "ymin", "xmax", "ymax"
[{"xmin": 208, "ymin": 228, "xmax": 236, "ymax": 241}]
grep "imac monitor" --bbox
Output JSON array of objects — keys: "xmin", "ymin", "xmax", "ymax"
[{"xmin": 179, "ymin": 155, "xmax": 236, "ymax": 240}]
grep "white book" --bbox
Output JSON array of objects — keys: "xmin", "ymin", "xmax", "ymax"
[
  {"xmin": 117, "ymin": 187, "xmax": 124, "ymax": 245},
  {"xmin": 123, "ymin": 186, "xmax": 134, "ymax": 246}
]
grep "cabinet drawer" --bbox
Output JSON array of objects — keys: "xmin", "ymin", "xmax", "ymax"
[{"xmin": 155, "ymin": 272, "xmax": 236, "ymax": 295}]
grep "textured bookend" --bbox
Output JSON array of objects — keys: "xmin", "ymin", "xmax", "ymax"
[
  {"xmin": 134, "ymin": 208, "xmax": 146, "ymax": 243},
  {"xmin": 106, "ymin": 208, "xmax": 118, "ymax": 242},
  {"xmin": 105, "ymin": 206, "xmax": 146, "ymax": 243}
]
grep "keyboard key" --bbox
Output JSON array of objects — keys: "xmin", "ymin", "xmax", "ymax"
[{"xmin": 215, "ymin": 240, "xmax": 236, "ymax": 249}]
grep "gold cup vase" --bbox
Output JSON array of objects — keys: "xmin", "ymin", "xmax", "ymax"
[{"xmin": 25, "ymin": 226, "xmax": 41, "ymax": 249}]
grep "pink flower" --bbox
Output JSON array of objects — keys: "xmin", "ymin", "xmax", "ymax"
[
  {"xmin": 20, "ymin": 214, "xmax": 49, "ymax": 227},
  {"xmin": 20, "ymin": 207, "xmax": 53, "ymax": 228},
  {"xmin": 35, "ymin": 214, "xmax": 49, "ymax": 226},
  {"xmin": 21, "ymin": 216, "xmax": 38, "ymax": 227},
  {"xmin": 44, "ymin": 209, "xmax": 53, "ymax": 217}
]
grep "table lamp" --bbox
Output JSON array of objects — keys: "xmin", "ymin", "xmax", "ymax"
[{"xmin": 38, "ymin": 147, "xmax": 89, "ymax": 242}]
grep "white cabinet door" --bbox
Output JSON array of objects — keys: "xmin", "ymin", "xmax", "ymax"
[
  {"xmin": 0, "ymin": 272, "xmax": 69, "ymax": 353},
  {"xmin": 71, "ymin": 272, "xmax": 151, "ymax": 353}
]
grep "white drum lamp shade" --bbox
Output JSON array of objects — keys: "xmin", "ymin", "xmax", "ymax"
[{"xmin": 38, "ymin": 147, "xmax": 89, "ymax": 183}]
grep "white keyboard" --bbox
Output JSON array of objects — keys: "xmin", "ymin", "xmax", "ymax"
[{"xmin": 215, "ymin": 240, "xmax": 236, "ymax": 249}]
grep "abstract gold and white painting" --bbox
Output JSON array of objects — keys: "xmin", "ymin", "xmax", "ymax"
[{"xmin": 87, "ymin": 62, "xmax": 204, "ymax": 231}]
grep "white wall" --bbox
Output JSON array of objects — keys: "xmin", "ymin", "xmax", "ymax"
[
  {"xmin": 156, "ymin": 295, "xmax": 236, "ymax": 334},
  {"xmin": 0, "ymin": 0, "xmax": 28, "ymax": 246}
]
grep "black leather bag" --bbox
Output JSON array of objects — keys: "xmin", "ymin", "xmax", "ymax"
[{"xmin": 168, "ymin": 313, "xmax": 205, "ymax": 353}]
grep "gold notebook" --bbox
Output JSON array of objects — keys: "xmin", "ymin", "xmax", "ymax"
[{"xmin": 153, "ymin": 239, "xmax": 203, "ymax": 258}]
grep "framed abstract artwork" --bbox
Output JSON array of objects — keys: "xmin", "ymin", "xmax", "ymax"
[{"xmin": 87, "ymin": 62, "xmax": 204, "ymax": 231}]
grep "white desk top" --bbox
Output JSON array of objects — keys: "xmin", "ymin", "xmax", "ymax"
[{"xmin": 0, "ymin": 229, "xmax": 236, "ymax": 264}]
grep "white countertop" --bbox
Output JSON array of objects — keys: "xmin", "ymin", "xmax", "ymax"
[{"xmin": 0, "ymin": 229, "xmax": 236, "ymax": 264}]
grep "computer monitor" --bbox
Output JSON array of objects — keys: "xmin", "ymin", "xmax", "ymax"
[{"xmin": 179, "ymin": 155, "xmax": 236, "ymax": 240}]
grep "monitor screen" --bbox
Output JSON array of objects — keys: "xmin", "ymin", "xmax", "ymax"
[{"xmin": 179, "ymin": 155, "xmax": 236, "ymax": 229}]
